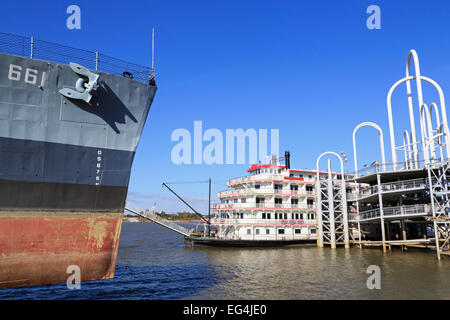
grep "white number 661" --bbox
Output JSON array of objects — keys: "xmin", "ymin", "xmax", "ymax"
[{"xmin": 8, "ymin": 64, "xmax": 39, "ymax": 85}]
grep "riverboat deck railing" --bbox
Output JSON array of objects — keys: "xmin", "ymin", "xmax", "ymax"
[
  {"xmin": 218, "ymin": 188, "xmax": 314, "ymax": 197},
  {"xmin": 212, "ymin": 202, "xmax": 316, "ymax": 210},
  {"xmin": 211, "ymin": 218, "xmax": 317, "ymax": 225},
  {"xmin": 0, "ymin": 32, "xmax": 154, "ymax": 83}
]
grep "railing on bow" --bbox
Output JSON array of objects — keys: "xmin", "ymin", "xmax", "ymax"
[{"xmin": 0, "ymin": 32, "xmax": 154, "ymax": 83}]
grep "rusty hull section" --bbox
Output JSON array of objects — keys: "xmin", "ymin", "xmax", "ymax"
[{"xmin": 0, "ymin": 211, "xmax": 123, "ymax": 289}]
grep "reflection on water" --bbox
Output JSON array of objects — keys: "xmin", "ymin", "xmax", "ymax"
[{"xmin": 1, "ymin": 222, "xmax": 449, "ymax": 299}]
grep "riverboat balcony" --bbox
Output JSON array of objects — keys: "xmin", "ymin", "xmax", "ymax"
[
  {"xmin": 212, "ymin": 203, "xmax": 316, "ymax": 210},
  {"xmin": 227, "ymin": 173, "xmax": 316, "ymax": 186},
  {"xmin": 218, "ymin": 188, "xmax": 315, "ymax": 198},
  {"xmin": 209, "ymin": 218, "xmax": 317, "ymax": 226}
]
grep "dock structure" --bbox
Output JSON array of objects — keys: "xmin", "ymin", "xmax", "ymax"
[
  {"xmin": 125, "ymin": 202, "xmax": 193, "ymax": 237},
  {"xmin": 315, "ymin": 156, "xmax": 350, "ymax": 249},
  {"xmin": 348, "ymin": 160, "xmax": 450, "ymax": 259},
  {"xmin": 316, "ymin": 49, "xmax": 450, "ymax": 259}
]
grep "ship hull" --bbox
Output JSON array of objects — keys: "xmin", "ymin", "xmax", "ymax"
[
  {"xmin": 0, "ymin": 211, "xmax": 122, "ymax": 289},
  {"xmin": 0, "ymin": 48, "xmax": 157, "ymax": 289}
]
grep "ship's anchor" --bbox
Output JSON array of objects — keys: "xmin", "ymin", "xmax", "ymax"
[{"xmin": 59, "ymin": 63, "xmax": 99, "ymax": 104}]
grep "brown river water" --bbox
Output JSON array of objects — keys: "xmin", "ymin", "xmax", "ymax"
[{"xmin": 1, "ymin": 222, "xmax": 449, "ymax": 299}]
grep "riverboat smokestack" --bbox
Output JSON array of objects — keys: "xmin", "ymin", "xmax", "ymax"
[{"xmin": 285, "ymin": 151, "xmax": 291, "ymax": 169}]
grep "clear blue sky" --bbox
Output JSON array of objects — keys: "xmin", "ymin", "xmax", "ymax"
[{"xmin": 2, "ymin": 0, "xmax": 450, "ymax": 213}]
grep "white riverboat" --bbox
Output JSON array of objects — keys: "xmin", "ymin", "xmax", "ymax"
[{"xmin": 189, "ymin": 152, "xmax": 356, "ymax": 246}]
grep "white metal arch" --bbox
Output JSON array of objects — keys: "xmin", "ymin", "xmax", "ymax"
[
  {"xmin": 437, "ymin": 123, "xmax": 450, "ymax": 159},
  {"xmin": 316, "ymin": 151, "xmax": 345, "ymax": 179},
  {"xmin": 387, "ymin": 74, "xmax": 448, "ymax": 169},
  {"xmin": 420, "ymin": 103, "xmax": 436, "ymax": 160},
  {"xmin": 403, "ymin": 130, "xmax": 412, "ymax": 168},
  {"xmin": 352, "ymin": 122, "xmax": 386, "ymax": 177},
  {"xmin": 315, "ymin": 151, "xmax": 349, "ymax": 249},
  {"xmin": 404, "ymin": 50, "xmax": 423, "ymax": 164},
  {"xmin": 429, "ymin": 102, "xmax": 441, "ymax": 129}
]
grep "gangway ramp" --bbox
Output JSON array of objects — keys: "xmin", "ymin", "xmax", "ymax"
[{"xmin": 125, "ymin": 202, "xmax": 193, "ymax": 237}]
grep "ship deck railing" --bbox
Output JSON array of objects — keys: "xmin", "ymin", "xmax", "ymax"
[{"xmin": 0, "ymin": 31, "xmax": 154, "ymax": 83}]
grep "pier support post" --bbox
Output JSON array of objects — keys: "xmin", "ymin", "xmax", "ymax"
[
  {"xmin": 316, "ymin": 171, "xmax": 324, "ymax": 248},
  {"xmin": 377, "ymin": 173, "xmax": 387, "ymax": 253},
  {"xmin": 358, "ymin": 221, "xmax": 362, "ymax": 249},
  {"xmin": 327, "ymin": 160, "xmax": 337, "ymax": 249},
  {"xmin": 400, "ymin": 219, "xmax": 407, "ymax": 252},
  {"xmin": 386, "ymin": 221, "xmax": 392, "ymax": 251},
  {"xmin": 422, "ymin": 223, "xmax": 427, "ymax": 239}
]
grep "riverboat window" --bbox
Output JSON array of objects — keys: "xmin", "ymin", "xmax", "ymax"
[
  {"xmin": 240, "ymin": 213, "xmax": 244, "ymax": 219},
  {"xmin": 275, "ymin": 198, "xmax": 282, "ymax": 204},
  {"xmin": 284, "ymin": 213, "xmax": 288, "ymax": 219},
  {"xmin": 310, "ymin": 228, "xmax": 316, "ymax": 234},
  {"xmin": 295, "ymin": 229, "xmax": 301, "ymax": 234},
  {"xmin": 266, "ymin": 229, "xmax": 270, "ymax": 234},
  {"xmin": 256, "ymin": 229, "xmax": 260, "ymax": 235},
  {"xmin": 275, "ymin": 213, "xmax": 278, "ymax": 219},
  {"xmin": 247, "ymin": 229, "xmax": 251, "ymax": 235},
  {"xmin": 290, "ymin": 185, "xmax": 298, "ymax": 190},
  {"xmin": 291, "ymin": 199, "xmax": 298, "ymax": 204},
  {"xmin": 306, "ymin": 186, "xmax": 313, "ymax": 191},
  {"xmin": 262, "ymin": 213, "xmax": 266, "ymax": 219},
  {"xmin": 267, "ymin": 213, "xmax": 271, "ymax": 219},
  {"xmin": 300, "ymin": 213, "xmax": 304, "ymax": 219},
  {"xmin": 278, "ymin": 229, "xmax": 285, "ymax": 234},
  {"xmin": 308, "ymin": 175, "xmax": 312, "ymax": 178},
  {"xmin": 295, "ymin": 213, "xmax": 299, "ymax": 219},
  {"xmin": 234, "ymin": 199, "xmax": 238, "ymax": 203},
  {"xmin": 255, "ymin": 185, "xmax": 260, "ymax": 189},
  {"xmin": 241, "ymin": 198, "xmax": 246, "ymax": 203},
  {"xmin": 307, "ymin": 199, "xmax": 314, "ymax": 205},
  {"xmin": 274, "ymin": 184, "xmax": 282, "ymax": 190}
]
